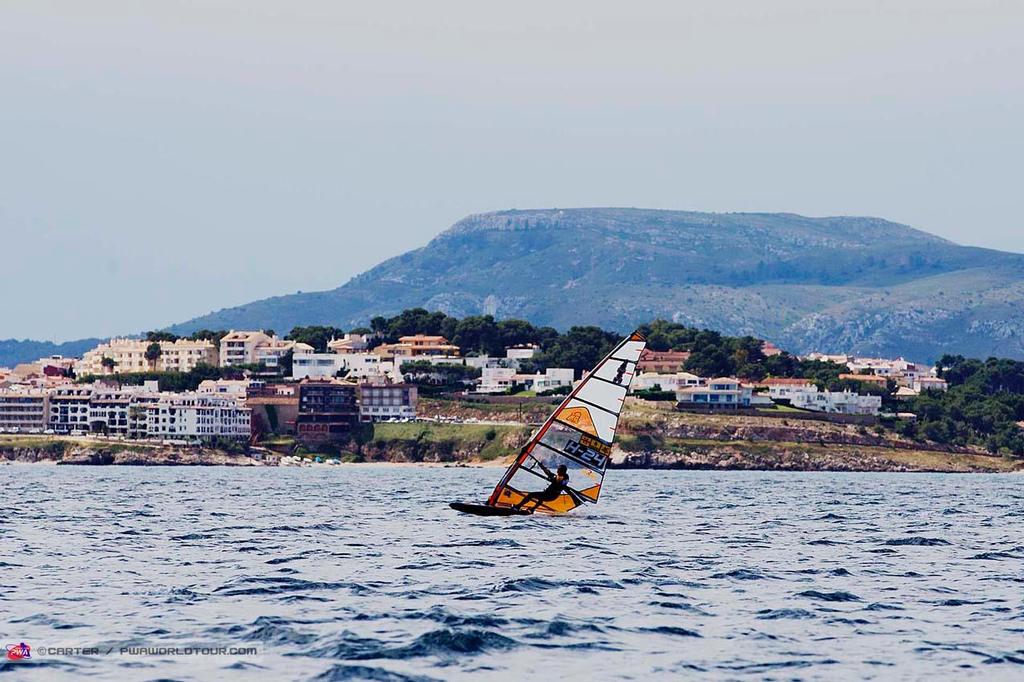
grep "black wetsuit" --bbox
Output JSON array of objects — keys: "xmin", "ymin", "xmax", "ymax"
[{"xmin": 518, "ymin": 474, "xmax": 568, "ymax": 509}]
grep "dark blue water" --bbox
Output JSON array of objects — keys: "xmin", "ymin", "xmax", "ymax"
[{"xmin": 1, "ymin": 467, "xmax": 1022, "ymax": 680}]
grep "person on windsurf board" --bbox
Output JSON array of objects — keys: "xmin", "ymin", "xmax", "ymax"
[
  {"xmin": 449, "ymin": 331, "xmax": 648, "ymax": 517},
  {"xmin": 514, "ymin": 462, "xmax": 583, "ymax": 512}
]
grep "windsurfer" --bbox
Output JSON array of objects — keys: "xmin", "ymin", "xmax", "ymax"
[{"xmin": 515, "ymin": 461, "xmax": 573, "ymax": 511}]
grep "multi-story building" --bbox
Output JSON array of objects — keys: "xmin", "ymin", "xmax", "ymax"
[
  {"xmin": 476, "ymin": 367, "xmax": 574, "ymax": 394},
  {"xmin": 291, "ymin": 353, "xmax": 347, "ymax": 380},
  {"xmin": 140, "ymin": 393, "xmax": 251, "ymax": 439},
  {"xmin": 219, "ymin": 331, "xmax": 312, "ymax": 367},
  {"xmin": 219, "ymin": 331, "xmax": 271, "ymax": 366},
  {"xmin": 375, "ymin": 335, "xmax": 460, "ymax": 359},
  {"xmin": 291, "ymin": 352, "xmax": 398, "ymax": 381},
  {"xmin": 637, "ymin": 349, "xmax": 692, "ymax": 374},
  {"xmin": 48, "ymin": 386, "xmax": 95, "ymax": 433},
  {"xmin": 517, "ymin": 368, "xmax": 574, "ymax": 392},
  {"xmin": 255, "ymin": 339, "xmax": 313, "ymax": 368},
  {"xmin": 676, "ymin": 378, "xmax": 753, "ymax": 408},
  {"xmin": 477, "ymin": 367, "xmax": 516, "ymax": 394},
  {"xmin": 789, "ymin": 388, "xmax": 882, "ymax": 415},
  {"xmin": 761, "ymin": 378, "xmax": 818, "ymax": 401},
  {"xmin": 87, "ymin": 388, "xmax": 139, "ymax": 435},
  {"xmin": 295, "ymin": 379, "xmax": 360, "ymax": 442},
  {"xmin": 632, "ymin": 372, "xmax": 706, "ymax": 392},
  {"xmin": 912, "ymin": 376, "xmax": 949, "ymax": 393},
  {"xmin": 358, "ymin": 382, "xmax": 418, "ymax": 421},
  {"xmin": 79, "ymin": 338, "xmax": 217, "ymax": 375},
  {"xmin": 0, "ymin": 390, "xmax": 48, "ymax": 432}
]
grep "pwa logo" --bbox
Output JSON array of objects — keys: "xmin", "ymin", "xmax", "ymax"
[{"xmin": 6, "ymin": 642, "xmax": 31, "ymax": 660}]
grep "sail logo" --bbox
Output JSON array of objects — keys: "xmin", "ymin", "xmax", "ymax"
[
  {"xmin": 564, "ymin": 439, "xmax": 608, "ymax": 471},
  {"xmin": 6, "ymin": 643, "xmax": 31, "ymax": 660}
]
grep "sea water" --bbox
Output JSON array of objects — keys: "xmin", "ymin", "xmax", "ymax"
[{"xmin": 1, "ymin": 466, "xmax": 1021, "ymax": 680}]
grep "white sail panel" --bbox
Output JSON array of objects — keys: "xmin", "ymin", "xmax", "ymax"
[
  {"xmin": 591, "ymin": 357, "xmax": 637, "ymax": 384},
  {"xmin": 613, "ymin": 339, "xmax": 646, "ymax": 363},
  {"xmin": 574, "ymin": 379, "xmax": 627, "ymax": 417}
]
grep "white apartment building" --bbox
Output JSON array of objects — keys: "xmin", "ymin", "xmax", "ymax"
[
  {"xmin": 0, "ymin": 390, "xmax": 48, "ymax": 432},
  {"xmin": 219, "ymin": 331, "xmax": 313, "ymax": 367},
  {"xmin": 291, "ymin": 352, "xmax": 398, "ymax": 381},
  {"xmin": 48, "ymin": 386, "xmax": 95, "ymax": 433},
  {"xmin": 358, "ymin": 383, "xmax": 418, "ymax": 421},
  {"xmin": 88, "ymin": 387, "xmax": 149, "ymax": 435},
  {"xmin": 219, "ymin": 331, "xmax": 272, "ymax": 366},
  {"xmin": 79, "ymin": 338, "xmax": 217, "ymax": 375},
  {"xmin": 291, "ymin": 353, "xmax": 347, "ymax": 380},
  {"xmin": 141, "ymin": 393, "xmax": 251, "ymax": 439},
  {"xmin": 632, "ymin": 372, "xmax": 706, "ymax": 392}
]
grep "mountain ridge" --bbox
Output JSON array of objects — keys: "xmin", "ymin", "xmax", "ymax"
[
  {"xmin": 6, "ymin": 208, "xmax": 1021, "ymax": 366},
  {"xmin": 161, "ymin": 208, "xmax": 1024, "ymax": 362}
]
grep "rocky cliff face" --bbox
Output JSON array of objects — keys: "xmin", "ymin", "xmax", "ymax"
[{"xmin": 167, "ymin": 208, "xmax": 1024, "ymax": 361}]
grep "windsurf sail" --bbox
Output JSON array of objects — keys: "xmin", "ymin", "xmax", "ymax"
[{"xmin": 485, "ymin": 331, "xmax": 647, "ymax": 513}]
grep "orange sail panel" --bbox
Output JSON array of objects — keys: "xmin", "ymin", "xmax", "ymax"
[{"xmin": 486, "ymin": 331, "xmax": 647, "ymax": 513}]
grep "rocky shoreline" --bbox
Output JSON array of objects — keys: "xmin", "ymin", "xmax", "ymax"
[{"xmin": 1, "ymin": 444, "xmax": 265, "ymax": 466}]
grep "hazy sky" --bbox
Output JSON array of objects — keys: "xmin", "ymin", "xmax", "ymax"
[{"xmin": 2, "ymin": 1, "xmax": 1022, "ymax": 341}]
